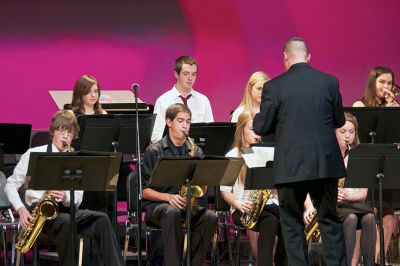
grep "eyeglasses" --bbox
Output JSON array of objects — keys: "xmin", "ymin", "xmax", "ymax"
[{"xmin": 55, "ymin": 128, "xmax": 75, "ymax": 137}]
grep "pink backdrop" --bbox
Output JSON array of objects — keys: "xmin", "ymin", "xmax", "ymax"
[{"xmin": 1, "ymin": 0, "xmax": 399, "ymax": 129}]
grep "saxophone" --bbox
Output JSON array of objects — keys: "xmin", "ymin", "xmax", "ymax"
[
  {"xmin": 338, "ymin": 140, "xmax": 351, "ymax": 189},
  {"xmin": 16, "ymin": 191, "xmax": 59, "ymax": 253},
  {"xmin": 240, "ymin": 189, "xmax": 271, "ymax": 229},
  {"xmin": 304, "ymin": 210, "xmax": 320, "ymax": 241},
  {"xmin": 16, "ymin": 142, "xmax": 72, "ymax": 253},
  {"xmin": 304, "ymin": 140, "xmax": 351, "ymax": 241},
  {"xmin": 179, "ymin": 132, "xmax": 204, "ymax": 227}
]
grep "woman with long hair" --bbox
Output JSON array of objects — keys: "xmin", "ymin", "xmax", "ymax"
[
  {"xmin": 231, "ymin": 71, "xmax": 270, "ymax": 122},
  {"xmin": 353, "ymin": 66, "xmax": 398, "ymax": 107},
  {"xmin": 220, "ymin": 111, "xmax": 284, "ymax": 266},
  {"xmin": 70, "ymin": 75, "xmax": 106, "ymax": 115},
  {"xmin": 336, "ymin": 112, "xmax": 376, "ymax": 266}
]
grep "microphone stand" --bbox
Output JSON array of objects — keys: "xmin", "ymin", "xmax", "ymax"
[{"xmin": 133, "ymin": 84, "xmax": 143, "ymax": 265}]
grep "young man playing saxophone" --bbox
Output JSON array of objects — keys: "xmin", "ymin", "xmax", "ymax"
[
  {"xmin": 5, "ymin": 110, "xmax": 123, "ymax": 266},
  {"xmin": 142, "ymin": 103, "xmax": 217, "ymax": 266}
]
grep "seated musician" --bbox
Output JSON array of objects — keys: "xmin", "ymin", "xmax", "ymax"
[
  {"xmin": 336, "ymin": 112, "xmax": 376, "ymax": 266},
  {"xmin": 304, "ymin": 112, "xmax": 376, "ymax": 266},
  {"xmin": 141, "ymin": 103, "xmax": 217, "ymax": 266},
  {"xmin": 5, "ymin": 110, "xmax": 123, "ymax": 266},
  {"xmin": 220, "ymin": 111, "xmax": 285, "ymax": 266}
]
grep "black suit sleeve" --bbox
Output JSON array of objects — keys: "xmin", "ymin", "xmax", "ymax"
[
  {"xmin": 331, "ymin": 78, "xmax": 345, "ymax": 128},
  {"xmin": 253, "ymin": 81, "xmax": 278, "ymax": 136}
]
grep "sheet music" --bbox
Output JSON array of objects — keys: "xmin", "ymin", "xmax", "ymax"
[{"xmin": 241, "ymin": 146, "xmax": 274, "ymax": 168}]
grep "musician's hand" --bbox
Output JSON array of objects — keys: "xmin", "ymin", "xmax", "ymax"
[
  {"xmin": 49, "ymin": 190, "xmax": 66, "ymax": 203},
  {"xmin": 303, "ymin": 207, "xmax": 316, "ymax": 224},
  {"xmin": 235, "ymin": 200, "xmax": 253, "ymax": 214},
  {"xmin": 18, "ymin": 207, "xmax": 33, "ymax": 230},
  {"xmin": 338, "ymin": 188, "xmax": 351, "ymax": 202},
  {"xmin": 168, "ymin": 194, "xmax": 187, "ymax": 210},
  {"xmin": 383, "ymin": 89, "xmax": 399, "ymax": 106}
]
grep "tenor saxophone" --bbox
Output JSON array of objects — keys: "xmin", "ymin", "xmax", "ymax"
[{"xmin": 16, "ymin": 191, "xmax": 59, "ymax": 253}]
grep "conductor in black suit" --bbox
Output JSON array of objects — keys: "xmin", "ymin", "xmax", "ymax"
[{"xmin": 253, "ymin": 37, "xmax": 347, "ymax": 266}]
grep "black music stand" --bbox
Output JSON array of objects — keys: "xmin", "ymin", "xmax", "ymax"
[
  {"xmin": 243, "ymin": 142, "xmax": 275, "ymax": 189},
  {"xmin": 74, "ymin": 114, "xmax": 155, "ymax": 154},
  {"xmin": 74, "ymin": 113, "xmax": 155, "ymax": 265},
  {"xmin": 25, "ymin": 150, "xmax": 121, "ymax": 265},
  {"xmin": 0, "ymin": 123, "xmax": 32, "ymax": 171},
  {"xmin": 149, "ymin": 156, "xmax": 243, "ymax": 265},
  {"xmin": 346, "ymin": 144, "xmax": 400, "ymax": 266},
  {"xmin": 344, "ymin": 107, "xmax": 400, "ymax": 143},
  {"xmin": 162, "ymin": 123, "xmax": 236, "ymax": 156}
]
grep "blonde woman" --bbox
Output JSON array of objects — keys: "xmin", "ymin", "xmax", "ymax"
[{"xmin": 231, "ymin": 71, "xmax": 270, "ymax": 122}]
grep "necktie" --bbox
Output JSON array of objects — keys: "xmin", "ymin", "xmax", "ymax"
[{"xmin": 179, "ymin": 94, "xmax": 192, "ymax": 106}]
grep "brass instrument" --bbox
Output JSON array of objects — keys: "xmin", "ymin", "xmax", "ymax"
[
  {"xmin": 16, "ymin": 141, "xmax": 72, "ymax": 253},
  {"xmin": 304, "ymin": 210, "xmax": 320, "ymax": 241},
  {"xmin": 240, "ymin": 189, "xmax": 271, "ymax": 229},
  {"xmin": 16, "ymin": 191, "xmax": 59, "ymax": 253},
  {"xmin": 383, "ymin": 83, "xmax": 400, "ymax": 105}
]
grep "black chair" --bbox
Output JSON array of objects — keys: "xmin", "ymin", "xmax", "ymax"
[{"xmin": 0, "ymin": 171, "xmax": 19, "ymax": 266}]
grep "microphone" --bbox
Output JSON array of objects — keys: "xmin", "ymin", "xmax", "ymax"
[{"xmin": 132, "ymin": 83, "xmax": 140, "ymax": 92}]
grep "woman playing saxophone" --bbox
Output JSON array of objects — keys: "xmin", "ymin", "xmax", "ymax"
[{"xmin": 220, "ymin": 111, "xmax": 285, "ymax": 266}]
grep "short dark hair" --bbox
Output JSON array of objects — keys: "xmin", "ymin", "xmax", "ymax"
[
  {"xmin": 174, "ymin": 56, "xmax": 197, "ymax": 75},
  {"xmin": 49, "ymin": 110, "xmax": 79, "ymax": 138},
  {"xmin": 284, "ymin": 37, "xmax": 309, "ymax": 54},
  {"xmin": 165, "ymin": 103, "xmax": 192, "ymax": 121}
]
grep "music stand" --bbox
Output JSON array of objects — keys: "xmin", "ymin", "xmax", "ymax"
[
  {"xmin": 149, "ymin": 156, "xmax": 243, "ymax": 265},
  {"xmin": 0, "ymin": 123, "xmax": 32, "ymax": 171},
  {"xmin": 25, "ymin": 150, "xmax": 121, "ymax": 265},
  {"xmin": 344, "ymin": 107, "xmax": 400, "ymax": 143},
  {"xmin": 346, "ymin": 144, "xmax": 400, "ymax": 266},
  {"xmin": 74, "ymin": 114, "xmax": 155, "ymax": 154},
  {"xmin": 162, "ymin": 123, "xmax": 236, "ymax": 156}
]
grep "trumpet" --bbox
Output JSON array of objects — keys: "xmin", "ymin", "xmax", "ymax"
[{"xmin": 383, "ymin": 83, "xmax": 400, "ymax": 105}]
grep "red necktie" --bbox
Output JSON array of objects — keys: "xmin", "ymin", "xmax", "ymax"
[{"xmin": 179, "ymin": 94, "xmax": 192, "ymax": 106}]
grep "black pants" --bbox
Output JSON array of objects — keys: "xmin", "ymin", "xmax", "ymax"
[
  {"xmin": 277, "ymin": 178, "xmax": 347, "ymax": 266},
  {"xmin": 44, "ymin": 209, "xmax": 123, "ymax": 266},
  {"xmin": 145, "ymin": 203, "xmax": 217, "ymax": 266},
  {"xmin": 232, "ymin": 204, "xmax": 285, "ymax": 266}
]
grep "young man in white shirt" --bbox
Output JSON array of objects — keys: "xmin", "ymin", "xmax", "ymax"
[
  {"xmin": 5, "ymin": 110, "xmax": 123, "ymax": 266},
  {"xmin": 151, "ymin": 55, "xmax": 214, "ymax": 143}
]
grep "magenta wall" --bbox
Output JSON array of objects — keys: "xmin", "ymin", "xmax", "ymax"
[{"xmin": 1, "ymin": 0, "xmax": 399, "ymax": 129}]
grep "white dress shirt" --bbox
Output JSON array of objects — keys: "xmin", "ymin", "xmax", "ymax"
[
  {"xmin": 5, "ymin": 144, "xmax": 83, "ymax": 211},
  {"xmin": 220, "ymin": 148, "xmax": 278, "ymax": 213},
  {"xmin": 151, "ymin": 85, "xmax": 214, "ymax": 143}
]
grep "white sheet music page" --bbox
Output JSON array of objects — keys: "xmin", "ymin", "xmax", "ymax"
[{"xmin": 241, "ymin": 146, "xmax": 274, "ymax": 168}]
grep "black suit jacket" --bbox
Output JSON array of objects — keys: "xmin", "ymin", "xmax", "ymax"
[{"xmin": 253, "ymin": 62, "xmax": 346, "ymax": 185}]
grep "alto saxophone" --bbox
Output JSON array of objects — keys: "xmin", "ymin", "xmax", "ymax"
[
  {"xmin": 16, "ymin": 141, "xmax": 72, "ymax": 253},
  {"xmin": 304, "ymin": 141, "xmax": 352, "ymax": 242},
  {"xmin": 304, "ymin": 210, "xmax": 320, "ymax": 241},
  {"xmin": 240, "ymin": 189, "xmax": 271, "ymax": 229}
]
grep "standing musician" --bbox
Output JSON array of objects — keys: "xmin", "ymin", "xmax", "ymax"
[
  {"xmin": 142, "ymin": 103, "xmax": 217, "ymax": 266},
  {"xmin": 151, "ymin": 55, "xmax": 214, "ymax": 143},
  {"xmin": 253, "ymin": 37, "xmax": 347, "ymax": 265},
  {"xmin": 220, "ymin": 111, "xmax": 285, "ymax": 266},
  {"xmin": 4, "ymin": 110, "xmax": 123, "ymax": 266}
]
